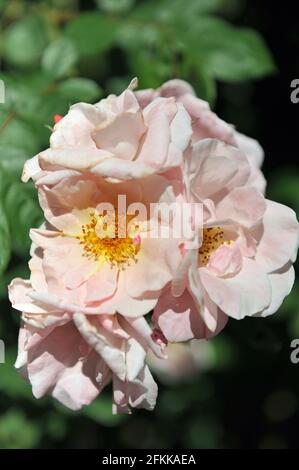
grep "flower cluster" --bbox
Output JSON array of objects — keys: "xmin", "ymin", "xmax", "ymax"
[{"xmin": 9, "ymin": 79, "xmax": 299, "ymax": 413}]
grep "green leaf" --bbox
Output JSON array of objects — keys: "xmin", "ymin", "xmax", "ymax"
[
  {"xmin": 0, "ymin": 349, "xmax": 32, "ymax": 399},
  {"xmin": 0, "ymin": 144, "xmax": 28, "ymax": 182},
  {"xmin": 132, "ymin": 0, "xmax": 224, "ymax": 24},
  {"xmin": 0, "ymin": 0, "xmax": 6, "ymax": 14},
  {"xmin": 0, "ymin": 409, "xmax": 39, "ymax": 449},
  {"xmin": 42, "ymin": 37, "xmax": 78, "ymax": 79},
  {"xmin": 187, "ymin": 17, "xmax": 276, "ymax": 82},
  {"xmin": 66, "ymin": 13, "xmax": 118, "ymax": 57},
  {"xmin": 57, "ymin": 77, "xmax": 102, "ymax": 103},
  {"xmin": 3, "ymin": 16, "xmax": 48, "ymax": 68},
  {"xmin": 96, "ymin": 0, "xmax": 135, "ymax": 13},
  {"xmin": 0, "ymin": 199, "xmax": 10, "ymax": 276}
]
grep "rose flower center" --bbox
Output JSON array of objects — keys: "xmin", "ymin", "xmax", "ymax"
[
  {"xmin": 76, "ymin": 212, "xmax": 141, "ymax": 269},
  {"xmin": 198, "ymin": 226, "xmax": 232, "ymax": 266}
]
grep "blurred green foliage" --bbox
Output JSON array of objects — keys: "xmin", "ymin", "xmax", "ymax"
[{"xmin": 0, "ymin": 0, "xmax": 297, "ymax": 450}]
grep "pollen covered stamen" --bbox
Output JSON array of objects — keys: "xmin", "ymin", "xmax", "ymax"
[
  {"xmin": 198, "ymin": 226, "xmax": 232, "ymax": 266},
  {"xmin": 76, "ymin": 212, "xmax": 140, "ymax": 269}
]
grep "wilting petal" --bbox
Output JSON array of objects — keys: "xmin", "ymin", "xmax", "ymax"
[{"xmin": 112, "ymin": 365, "xmax": 158, "ymax": 414}]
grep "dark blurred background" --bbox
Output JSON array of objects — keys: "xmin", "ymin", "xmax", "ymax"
[{"xmin": 0, "ymin": 0, "xmax": 298, "ymax": 449}]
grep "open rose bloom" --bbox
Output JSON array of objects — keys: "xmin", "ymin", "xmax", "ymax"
[{"xmin": 9, "ymin": 79, "xmax": 299, "ymax": 414}]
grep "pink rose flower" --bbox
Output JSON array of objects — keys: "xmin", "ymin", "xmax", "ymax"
[
  {"xmin": 22, "ymin": 79, "xmax": 192, "ymax": 185},
  {"xmin": 153, "ymin": 139, "xmax": 299, "ymax": 340},
  {"xmin": 18, "ymin": 174, "xmax": 182, "ymax": 318}
]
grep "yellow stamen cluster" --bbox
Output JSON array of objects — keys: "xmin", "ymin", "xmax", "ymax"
[
  {"xmin": 198, "ymin": 226, "xmax": 231, "ymax": 266},
  {"xmin": 76, "ymin": 213, "xmax": 140, "ymax": 269}
]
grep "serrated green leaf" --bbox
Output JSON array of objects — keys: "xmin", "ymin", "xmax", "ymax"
[{"xmin": 42, "ymin": 38, "xmax": 78, "ymax": 79}]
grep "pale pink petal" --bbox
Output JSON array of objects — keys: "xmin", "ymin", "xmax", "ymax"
[
  {"xmin": 138, "ymin": 98, "xmax": 177, "ymax": 168},
  {"xmin": 180, "ymin": 94, "xmax": 236, "ymax": 145},
  {"xmin": 29, "ymin": 255, "xmax": 46, "ymax": 292},
  {"xmin": 200, "ymin": 258, "xmax": 272, "ymax": 319},
  {"xmin": 39, "ymin": 147, "xmax": 111, "ymax": 171},
  {"xmin": 112, "ymin": 365, "xmax": 158, "ymax": 414},
  {"xmin": 169, "ymin": 102, "xmax": 192, "ymax": 156},
  {"xmin": 91, "ymin": 157, "xmax": 154, "ymax": 180},
  {"xmin": 247, "ymin": 156, "xmax": 266, "ymax": 194},
  {"xmin": 92, "ymin": 107, "xmax": 146, "ymax": 161},
  {"xmin": 260, "ymin": 264, "xmax": 295, "ymax": 317},
  {"xmin": 38, "ymin": 178, "xmax": 102, "ymax": 235},
  {"xmin": 123, "ymin": 316, "xmax": 166, "ymax": 360},
  {"xmin": 36, "ymin": 169, "xmax": 81, "ymax": 186},
  {"xmin": 124, "ymin": 236, "xmax": 181, "ymax": 298},
  {"xmin": 15, "ymin": 324, "xmax": 29, "ymax": 369},
  {"xmin": 73, "ymin": 313, "xmax": 126, "ymax": 380},
  {"xmin": 254, "ymin": 200, "xmax": 299, "ymax": 273},
  {"xmin": 159, "ymin": 79, "xmax": 195, "ymax": 98},
  {"xmin": 153, "ymin": 289, "xmax": 226, "ymax": 342},
  {"xmin": 187, "ymin": 139, "xmax": 250, "ymax": 201},
  {"xmin": 235, "ymin": 131, "xmax": 264, "ymax": 168},
  {"xmin": 207, "ymin": 243, "xmax": 243, "ymax": 277},
  {"xmin": 52, "ymin": 352, "xmax": 110, "ymax": 411},
  {"xmin": 85, "ymin": 266, "xmax": 118, "ymax": 303},
  {"xmin": 39, "ymin": 236, "xmax": 98, "ymax": 295},
  {"xmin": 21, "ymin": 155, "xmax": 42, "ymax": 183},
  {"xmin": 8, "ymin": 278, "xmax": 56, "ymax": 315},
  {"xmin": 125, "ymin": 337, "xmax": 146, "ymax": 382},
  {"xmin": 96, "ymin": 273, "xmax": 158, "ymax": 317},
  {"xmin": 236, "ymin": 227, "xmax": 257, "ymax": 258},
  {"xmin": 216, "ymin": 186, "xmax": 266, "ymax": 228},
  {"xmin": 135, "ymin": 89, "xmax": 159, "ymax": 108},
  {"xmin": 50, "ymin": 107, "xmax": 97, "ymax": 149},
  {"xmin": 27, "ymin": 322, "xmax": 104, "ymax": 410}
]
